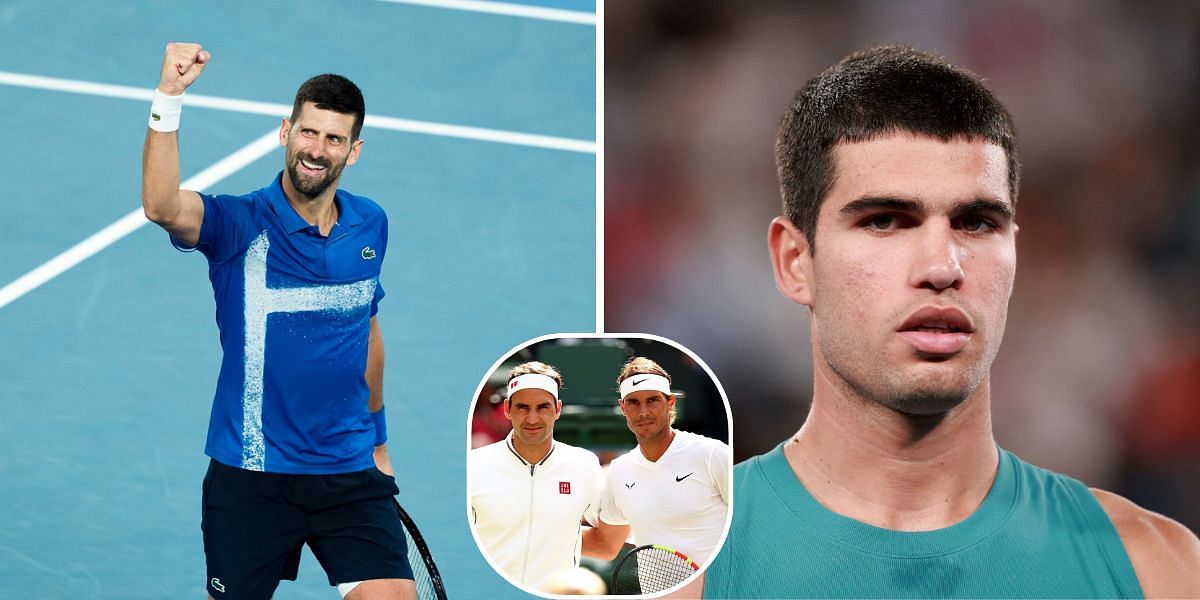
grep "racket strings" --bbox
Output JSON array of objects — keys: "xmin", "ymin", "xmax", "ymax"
[
  {"xmin": 612, "ymin": 545, "xmax": 698, "ymax": 595},
  {"xmin": 394, "ymin": 499, "xmax": 448, "ymax": 600}
]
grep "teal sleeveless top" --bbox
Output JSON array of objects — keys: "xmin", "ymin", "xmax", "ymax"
[{"xmin": 705, "ymin": 444, "xmax": 1142, "ymax": 598}]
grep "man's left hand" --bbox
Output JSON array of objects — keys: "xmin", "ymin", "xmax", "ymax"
[{"xmin": 373, "ymin": 444, "xmax": 395, "ymax": 477}]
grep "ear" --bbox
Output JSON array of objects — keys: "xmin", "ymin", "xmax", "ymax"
[
  {"xmin": 501, "ymin": 401, "xmax": 511, "ymax": 420},
  {"xmin": 552, "ymin": 399, "xmax": 563, "ymax": 420},
  {"xmin": 279, "ymin": 118, "xmax": 291, "ymax": 147},
  {"xmin": 768, "ymin": 216, "xmax": 814, "ymax": 307},
  {"xmin": 346, "ymin": 138, "xmax": 364, "ymax": 167}
]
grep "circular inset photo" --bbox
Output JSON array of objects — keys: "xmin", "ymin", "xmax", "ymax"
[{"xmin": 466, "ymin": 334, "xmax": 732, "ymax": 597}]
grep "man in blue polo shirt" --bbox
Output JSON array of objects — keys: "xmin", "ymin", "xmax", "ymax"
[{"xmin": 141, "ymin": 42, "xmax": 415, "ymax": 600}]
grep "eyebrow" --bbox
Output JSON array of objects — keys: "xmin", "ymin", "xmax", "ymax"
[{"xmin": 839, "ymin": 196, "xmax": 1014, "ymax": 223}]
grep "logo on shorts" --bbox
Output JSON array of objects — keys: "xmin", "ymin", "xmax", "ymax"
[
  {"xmin": 362, "ymin": 247, "xmax": 377, "ymax": 260},
  {"xmin": 210, "ymin": 578, "xmax": 226, "ymax": 593},
  {"xmin": 559, "ymin": 481, "xmax": 571, "ymax": 494}
]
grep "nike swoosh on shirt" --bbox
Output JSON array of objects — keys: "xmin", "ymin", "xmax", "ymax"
[{"xmin": 675, "ymin": 473, "xmax": 693, "ymax": 482}]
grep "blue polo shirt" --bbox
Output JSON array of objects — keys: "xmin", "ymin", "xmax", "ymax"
[{"xmin": 173, "ymin": 172, "xmax": 387, "ymax": 474}]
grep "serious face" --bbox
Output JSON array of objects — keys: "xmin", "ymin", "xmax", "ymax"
[
  {"xmin": 773, "ymin": 132, "xmax": 1018, "ymax": 415},
  {"xmin": 281, "ymin": 101, "xmax": 361, "ymax": 198},
  {"xmin": 619, "ymin": 390, "xmax": 674, "ymax": 441},
  {"xmin": 504, "ymin": 389, "xmax": 561, "ymax": 448}
]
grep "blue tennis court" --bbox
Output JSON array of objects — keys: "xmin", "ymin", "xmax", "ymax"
[{"xmin": 0, "ymin": 1, "xmax": 595, "ymax": 597}]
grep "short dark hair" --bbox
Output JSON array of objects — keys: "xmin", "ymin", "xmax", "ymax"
[
  {"xmin": 290, "ymin": 74, "xmax": 366, "ymax": 140},
  {"xmin": 776, "ymin": 45, "xmax": 1020, "ymax": 253}
]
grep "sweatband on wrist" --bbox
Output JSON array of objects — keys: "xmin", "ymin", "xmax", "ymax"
[
  {"xmin": 149, "ymin": 89, "xmax": 184, "ymax": 132},
  {"xmin": 371, "ymin": 407, "xmax": 387, "ymax": 446},
  {"xmin": 508, "ymin": 373, "xmax": 559, "ymax": 400},
  {"xmin": 619, "ymin": 373, "xmax": 672, "ymax": 399}
]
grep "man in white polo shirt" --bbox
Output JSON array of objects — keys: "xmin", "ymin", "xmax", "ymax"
[
  {"xmin": 469, "ymin": 361, "xmax": 605, "ymax": 590},
  {"xmin": 583, "ymin": 357, "xmax": 731, "ymax": 571}
]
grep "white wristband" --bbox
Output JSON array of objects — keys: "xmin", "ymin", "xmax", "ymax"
[{"xmin": 149, "ymin": 89, "xmax": 184, "ymax": 132}]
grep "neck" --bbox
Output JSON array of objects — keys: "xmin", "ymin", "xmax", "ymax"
[
  {"xmin": 786, "ymin": 360, "xmax": 999, "ymax": 531},
  {"xmin": 637, "ymin": 427, "xmax": 676, "ymax": 462},
  {"xmin": 281, "ymin": 175, "xmax": 339, "ymax": 236},
  {"xmin": 511, "ymin": 434, "xmax": 553, "ymax": 465}
]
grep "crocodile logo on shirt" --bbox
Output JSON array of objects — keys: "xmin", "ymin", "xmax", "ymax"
[{"xmin": 361, "ymin": 247, "xmax": 377, "ymax": 260}]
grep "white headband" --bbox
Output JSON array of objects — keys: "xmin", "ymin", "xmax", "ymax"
[
  {"xmin": 619, "ymin": 374, "xmax": 672, "ymax": 399},
  {"xmin": 508, "ymin": 373, "xmax": 559, "ymax": 400}
]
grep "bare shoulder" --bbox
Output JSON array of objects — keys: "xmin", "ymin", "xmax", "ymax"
[{"xmin": 1091, "ymin": 488, "xmax": 1200, "ymax": 598}]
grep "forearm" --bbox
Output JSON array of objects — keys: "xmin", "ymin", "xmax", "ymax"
[
  {"xmin": 581, "ymin": 525, "xmax": 626, "ymax": 560},
  {"xmin": 366, "ymin": 318, "xmax": 385, "ymax": 414},
  {"xmin": 141, "ymin": 127, "xmax": 183, "ymax": 224}
]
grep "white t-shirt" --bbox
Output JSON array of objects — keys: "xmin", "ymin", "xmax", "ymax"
[
  {"xmin": 599, "ymin": 429, "xmax": 731, "ymax": 566},
  {"xmin": 469, "ymin": 434, "xmax": 604, "ymax": 589}
]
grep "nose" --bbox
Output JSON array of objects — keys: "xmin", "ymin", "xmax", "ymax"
[
  {"xmin": 909, "ymin": 219, "xmax": 964, "ymax": 291},
  {"xmin": 305, "ymin": 140, "xmax": 326, "ymax": 160}
]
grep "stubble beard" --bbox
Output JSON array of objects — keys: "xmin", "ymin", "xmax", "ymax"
[
  {"xmin": 817, "ymin": 327, "xmax": 992, "ymax": 417},
  {"xmin": 286, "ymin": 148, "xmax": 346, "ymax": 198}
]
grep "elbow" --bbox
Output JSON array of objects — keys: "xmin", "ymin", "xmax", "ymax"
[{"xmin": 141, "ymin": 195, "xmax": 172, "ymax": 225}]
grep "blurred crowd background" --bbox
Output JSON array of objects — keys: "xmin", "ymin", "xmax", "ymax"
[
  {"xmin": 470, "ymin": 337, "xmax": 729, "ymax": 454},
  {"xmin": 605, "ymin": 0, "xmax": 1200, "ymax": 532}
]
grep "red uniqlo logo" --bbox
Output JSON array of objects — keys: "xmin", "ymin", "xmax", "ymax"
[
  {"xmin": 559, "ymin": 482, "xmax": 571, "ymax": 494},
  {"xmin": 510, "ymin": 380, "xmax": 518, "ymax": 389}
]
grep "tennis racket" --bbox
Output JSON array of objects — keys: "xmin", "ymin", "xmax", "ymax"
[
  {"xmin": 393, "ymin": 498, "xmax": 448, "ymax": 600},
  {"xmin": 610, "ymin": 543, "xmax": 700, "ymax": 595}
]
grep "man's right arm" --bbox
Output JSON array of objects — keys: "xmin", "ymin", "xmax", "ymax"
[{"xmin": 141, "ymin": 42, "xmax": 209, "ymax": 247}]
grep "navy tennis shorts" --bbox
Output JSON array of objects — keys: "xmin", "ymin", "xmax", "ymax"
[{"xmin": 201, "ymin": 459, "xmax": 413, "ymax": 600}]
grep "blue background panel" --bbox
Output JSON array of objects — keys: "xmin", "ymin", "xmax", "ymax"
[{"xmin": 0, "ymin": 1, "xmax": 595, "ymax": 597}]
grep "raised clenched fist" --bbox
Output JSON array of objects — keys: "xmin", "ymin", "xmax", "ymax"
[{"xmin": 158, "ymin": 42, "xmax": 210, "ymax": 96}]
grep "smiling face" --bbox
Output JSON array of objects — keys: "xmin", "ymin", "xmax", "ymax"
[
  {"xmin": 770, "ymin": 132, "xmax": 1018, "ymax": 415},
  {"xmin": 504, "ymin": 389, "xmax": 561, "ymax": 448},
  {"xmin": 280, "ymin": 101, "xmax": 362, "ymax": 199}
]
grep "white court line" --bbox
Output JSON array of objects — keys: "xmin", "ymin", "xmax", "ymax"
[
  {"xmin": 372, "ymin": 0, "xmax": 595, "ymax": 24},
  {"xmin": 0, "ymin": 129, "xmax": 280, "ymax": 311},
  {"xmin": 0, "ymin": 71, "xmax": 596, "ymax": 154}
]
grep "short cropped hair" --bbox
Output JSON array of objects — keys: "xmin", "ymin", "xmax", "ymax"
[
  {"xmin": 506, "ymin": 361, "xmax": 563, "ymax": 407},
  {"xmin": 776, "ymin": 45, "xmax": 1020, "ymax": 253},
  {"xmin": 290, "ymin": 74, "xmax": 366, "ymax": 141}
]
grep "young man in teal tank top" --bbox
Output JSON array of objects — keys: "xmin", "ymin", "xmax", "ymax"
[{"xmin": 694, "ymin": 46, "xmax": 1200, "ymax": 598}]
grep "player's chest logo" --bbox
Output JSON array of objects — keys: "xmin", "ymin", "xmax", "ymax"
[
  {"xmin": 361, "ymin": 246, "xmax": 377, "ymax": 260},
  {"xmin": 675, "ymin": 472, "xmax": 694, "ymax": 482},
  {"xmin": 559, "ymin": 481, "xmax": 571, "ymax": 494}
]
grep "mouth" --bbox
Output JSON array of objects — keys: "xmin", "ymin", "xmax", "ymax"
[
  {"xmin": 297, "ymin": 157, "xmax": 328, "ymax": 175},
  {"xmin": 897, "ymin": 305, "xmax": 974, "ymax": 355}
]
